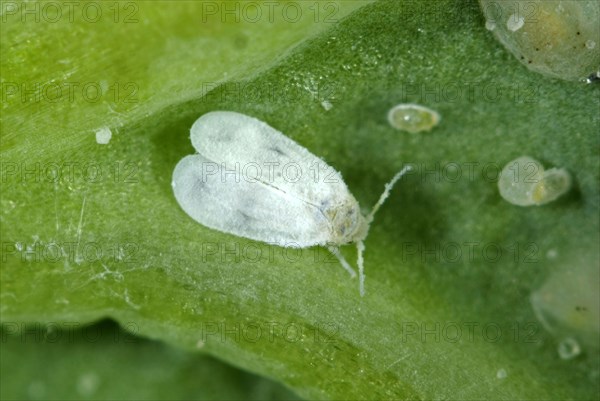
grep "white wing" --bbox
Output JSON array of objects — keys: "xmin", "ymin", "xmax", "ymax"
[
  {"xmin": 172, "ymin": 154, "xmax": 333, "ymax": 247},
  {"xmin": 190, "ymin": 111, "xmax": 352, "ymax": 209}
]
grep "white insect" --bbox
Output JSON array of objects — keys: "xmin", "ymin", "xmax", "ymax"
[{"xmin": 172, "ymin": 111, "xmax": 411, "ymax": 296}]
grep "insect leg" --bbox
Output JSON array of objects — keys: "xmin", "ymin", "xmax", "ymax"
[
  {"xmin": 357, "ymin": 240, "xmax": 366, "ymax": 297},
  {"xmin": 327, "ymin": 246, "xmax": 357, "ymax": 278}
]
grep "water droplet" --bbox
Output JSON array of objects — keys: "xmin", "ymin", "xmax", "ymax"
[
  {"xmin": 546, "ymin": 249, "xmax": 558, "ymax": 260},
  {"xmin": 485, "ymin": 20, "xmax": 496, "ymax": 31},
  {"xmin": 585, "ymin": 40, "xmax": 596, "ymax": 49},
  {"xmin": 77, "ymin": 372, "xmax": 100, "ymax": 396},
  {"xmin": 28, "ymin": 381, "xmax": 46, "ymax": 399},
  {"xmin": 558, "ymin": 337, "xmax": 581, "ymax": 360},
  {"xmin": 496, "ymin": 368, "xmax": 508, "ymax": 379}
]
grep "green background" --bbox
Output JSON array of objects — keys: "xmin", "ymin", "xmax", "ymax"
[{"xmin": 1, "ymin": 0, "xmax": 599, "ymax": 399}]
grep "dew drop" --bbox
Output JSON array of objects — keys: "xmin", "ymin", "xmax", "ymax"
[
  {"xmin": 28, "ymin": 381, "xmax": 46, "ymax": 399},
  {"xmin": 546, "ymin": 249, "xmax": 558, "ymax": 260},
  {"xmin": 558, "ymin": 337, "xmax": 581, "ymax": 360},
  {"xmin": 77, "ymin": 372, "xmax": 100, "ymax": 397}
]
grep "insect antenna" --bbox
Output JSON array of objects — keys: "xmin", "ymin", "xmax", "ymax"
[
  {"xmin": 356, "ymin": 165, "xmax": 412, "ymax": 296},
  {"xmin": 366, "ymin": 165, "xmax": 413, "ymax": 223}
]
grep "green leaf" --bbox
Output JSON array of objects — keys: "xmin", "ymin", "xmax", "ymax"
[
  {"xmin": 2, "ymin": 0, "xmax": 599, "ymax": 400},
  {"xmin": 0, "ymin": 320, "xmax": 300, "ymax": 400}
]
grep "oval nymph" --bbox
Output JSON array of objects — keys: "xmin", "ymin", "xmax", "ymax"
[{"xmin": 387, "ymin": 103, "xmax": 440, "ymax": 133}]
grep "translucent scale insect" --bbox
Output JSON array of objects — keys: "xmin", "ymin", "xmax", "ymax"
[
  {"xmin": 497, "ymin": 156, "xmax": 571, "ymax": 206},
  {"xmin": 387, "ymin": 103, "xmax": 440, "ymax": 133},
  {"xmin": 479, "ymin": 0, "xmax": 600, "ymax": 82},
  {"xmin": 172, "ymin": 111, "xmax": 411, "ymax": 296}
]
